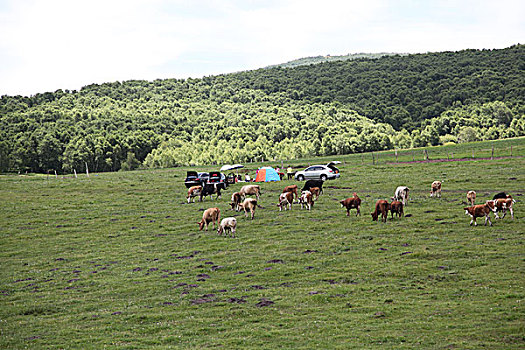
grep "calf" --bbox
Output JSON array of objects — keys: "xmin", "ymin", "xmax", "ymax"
[
  {"xmin": 198, "ymin": 207, "xmax": 220, "ymax": 231},
  {"xmin": 299, "ymin": 191, "xmax": 314, "ymax": 210},
  {"xmin": 217, "ymin": 217, "xmax": 237, "ymax": 238},
  {"xmin": 238, "ymin": 198, "xmax": 259, "ymax": 220},
  {"xmin": 390, "ymin": 200, "xmax": 404, "ymax": 219},
  {"xmin": 371, "ymin": 199, "xmax": 389, "ymax": 222},
  {"xmin": 200, "ymin": 183, "xmax": 222, "ymax": 201},
  {"xmin": 466, "ymin": 190, "xmax": 476, "ymax": 206},
  {"xmin": 230, "ymin": 192, "xmax": 242, "ymax": 211},
  {"xmin": 187, "ymin": 185, "xmax": 202, "ymax": 203},
  {"xmin": 278, "ymin": 191, "xmax": 294, "ymax": 211},
  {"xmin": 240, "ymin": 184, "xmax": 261, "ymax": 200},
  {"xmin": 340, "ymin": 192, "xmax": 361, "ymax": 217},
  {"xmin": 282, "ymin": 185, "xmax": 298, "ymax": 202},
  {"xmin": 486, "ymin": 195, "xmax": 515, "ymax": 219},
  {"xmin": 464, "ymin": 204, "xmax": 492, "ymax": 226},
  {"xmin": 430, "ymin": 181, "xmax": 442, "ymax": 198},
  {"xmin": 309, "ymin": 187, "xmax": 321, "ymax": 201},
  {"xmin": 392, "ymin": 186, "xmax": 409, "ymax": 206},
  {"xmin": 302, "ymin": 180, "xmax": 324, "ymax": 194}
]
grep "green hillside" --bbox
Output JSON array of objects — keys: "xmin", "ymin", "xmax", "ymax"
[{"xmin": 0, "ymin": 45, "xmax": 524, "ymax": 173}]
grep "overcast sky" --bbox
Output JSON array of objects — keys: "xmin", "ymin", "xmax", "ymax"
[{"xmin": 0, "ymin": 0, "xmax": 523, "ymax": 96}]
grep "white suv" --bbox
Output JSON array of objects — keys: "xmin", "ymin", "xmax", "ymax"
[{"xmin": 294, "ymin": 162, "xmax": 341, "ymax": 181}]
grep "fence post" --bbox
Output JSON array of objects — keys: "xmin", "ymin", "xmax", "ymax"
[
  {"xmin": 511, "ymin": 146, "xmax": 513, "ymax": 157},
  {"xmin": 491, "ymin": 146, "xmax": 494, "ymax": 160},
  {"xmin": 472, "ymin": 150, "xmax": 474, "ymax": 158},
  {"xmin": 372, "ymin": 152, "xmax": 375, "ymax": 165},
  {"xmin": 395, "ymin": 149, "xmax": 398, "ymax": 162}
]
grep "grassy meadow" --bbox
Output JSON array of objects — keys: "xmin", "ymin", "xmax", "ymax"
[{"xmin": 1, "ymin": 138, "xmax": 524, "ymax": 349}]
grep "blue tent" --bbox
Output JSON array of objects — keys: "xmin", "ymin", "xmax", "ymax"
[{"xmin": 255, "ymin": 167, "xmax": 280, "ymax": 182}]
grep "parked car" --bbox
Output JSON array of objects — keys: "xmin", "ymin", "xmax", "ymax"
[
  {"xmin": 294, "ymin": 162, "xmax": 340, "ymax": 181},
  {"xmin": 184, "ymin": 171, "xmax": 209, "ymax": 188},
  {"xmin": 207, "ymin": 171, "xmax": 228, "ymax": 189}
]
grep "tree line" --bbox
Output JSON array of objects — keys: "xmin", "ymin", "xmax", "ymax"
[{"xmin": 0, "ymin": 45, "xmax": 523, "ymax": 173}]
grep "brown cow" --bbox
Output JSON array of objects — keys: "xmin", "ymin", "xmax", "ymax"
[
  {"xmin": 371, "ymin": 200, "xmax": 389, "ymax": 222},
  {"xmin": 464, "ymin": 204, "xmax": 492, "ymax": 226},
  {"xmin": 390, "ymin": 200, "xmax": 404, "ymax": 219},
  {"xmin": 240, "ymin": 185, "xmax": 261, "ymax": 200},
  {"xmin": 340, "ymin": 192, "xmax": 361, "ymax": 217},
  {"xmin": 486, "ymin": 195, "xmax": 515, "ymax": 219},
  {"xmin": 187, "ymin": 185, "xmax": 202, "ymax": 203},
  {"xmin": 238, "ymin": 198, "xmax": 260, "ymax": 220},
  {"xmin": 282, "ymin": 185, "xmax": 298, "ymax": 202},
  {"xmin": 230, "ymin": 192, "xmax": 242, "ymax": 211},
  {"xmin": 309, "ymin": 187, "xmax": 321, "ymax": 201},
  {"xmin": 299, "ymin": 191, "xmax": 314, "ymax": 210},
  {"xmin": 430, "ymin": 181, "xmax": 442, "ymax": 198},
  {"xmin": 198, "ymin": 207, "xmax": 220, "ymax": 231},
  {"xmin": 278, "ymin": 191, "xmax": 294, "ymax": 211},
  {"xmin": 466, "ymin": 191, "xmax": 476, "ymax": 206}
]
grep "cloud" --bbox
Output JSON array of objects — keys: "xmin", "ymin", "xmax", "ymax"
[{"xmin": 0, "ymin": 0, "xmax": 523, "ymax": 96}]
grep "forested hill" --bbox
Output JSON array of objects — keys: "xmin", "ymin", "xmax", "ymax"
[{"xmin": 0, "ymin": 45, "xmax": 524, "ymax": 173}]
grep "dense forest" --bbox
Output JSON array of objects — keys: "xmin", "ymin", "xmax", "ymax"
[{"xmin": 0, "ymin": 45, "xmax": 523, "ymax": 173}]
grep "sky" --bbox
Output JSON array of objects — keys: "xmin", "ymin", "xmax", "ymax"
[{"xmin": 0, "ymin": 0, "xmax": 523, "ymax": 97}]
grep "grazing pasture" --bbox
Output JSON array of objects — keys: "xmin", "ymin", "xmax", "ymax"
[{"xmin": 1, "ymin": 139, "xmax": 524, "ymax": 349}]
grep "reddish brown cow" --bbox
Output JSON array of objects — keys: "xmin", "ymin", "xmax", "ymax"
[
  {"xmin": 299, "ymin": 191, "xmax": 314, "ymax": 210},
  {"xmin": 464, "ymin": 204, "xmax": 492, "ymax": 226},
  {"xmin": 340, "ymin": 192, "xmax": 361, "ymax": 217},
  {"xmin": 282, "ymin": 185, "xmax": 298, "ymax": 202},
  {"xmin": 278, "ymin": 191, "xmax": 294, "ymax": 211},
  {"xmin": 187, "ymin": 185, "xmax": 202, "ymax": 203},
  {"xmin": 371, "ymin": 200, "xmax": 389, "ymax": 222},
  {"xmin": 486, "ymin": 195, "xmax": 515, "ymax": 219},
  {"xmin": 198, "ymin": 208, "xmax": 221, "ymax": 231},
  {"xmin": 309, "ymin": 187, "xmax": 321, "ymax": 201},
  {"xmin": 390, "ymin": 200, "xmax": 404, "ymax": 219}
]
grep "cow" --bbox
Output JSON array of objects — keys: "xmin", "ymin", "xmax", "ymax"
[
  {"xmin": 239, "ymin": 184, "xmax": 261, "ymax": 200},
  {"xmin": 200, "ymin": 183, "xmax": 222, "ymax": 201},
  {"xmin": 309, "ymin": 187, "xmax": 321, "ymax": 201},
  {"xmin": 238, "ymin": 198, "xmax": 260, "ymax": 220},
  {"xmin": 464, "ymin": 204, "xmax": 492, "ymax": 226},
  {"xmin": 217, "ymin": 217, "xmax": 237, "ymax": 238},
  {"xmin": 299, "ymin": 191, "xmax": 314, "ymax": 210},
  {"xmin": 302, "ymin": 180, "xmax": 324, "ymax": 194},
  {"xmin": 278, "ymin": 191, "xmax": 294, "ymax": 211},
  {"xmin": 187, "ymin": 185, "xmax": 202, "ymax": 203},
  {"xmin": 340, "ymin": 192, "xmax": 361, "ymax": 217},
  {"xmin": 371, "ymin": 200, "xmax": 389, "ymax": 222},
  {"xmin": 392, "ymin": 186, "xmax": 409, "ymax": 206},
  {"xmin": 390, "ymin": 200, "xmax": 404, "ymax": 219},
  {"xmin": 230, "ymin": 192, "xmax": 242, "ymax": 211},
  {"xmin": 198, "ymin": 207, "xmax": 220, "ymax": 231},
  {"xmin": 486, "ymin": 195, "xmax": 516, "ymax": 219},
  {"xmin": 493, "ymin": 192, "xmax": 508, "ymax": 200},
  {"xmin": 430, "ymin": 181, "xmax": 442, "ymax": 198},
  {"xmin": 467, "ymin": 190, "xmax": 476, "ymax": 206},
  {"xmin": 282, "ymin": 185, "xmax": 298, "ymax": 202}
]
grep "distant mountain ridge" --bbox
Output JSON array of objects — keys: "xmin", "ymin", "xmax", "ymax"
[{"xmin": 266, "ymin": 52, "xmax": 407, "ymax": 69}]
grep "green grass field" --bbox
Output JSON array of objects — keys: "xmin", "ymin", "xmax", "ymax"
[{"xmin": 1, "ymin": 138, "xmax": 524, "ymax": 349}]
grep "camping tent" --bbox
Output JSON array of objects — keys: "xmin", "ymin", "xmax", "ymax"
[{"xmin": 255, "ymin": 167, "xmax": 280, "ymax": 182}]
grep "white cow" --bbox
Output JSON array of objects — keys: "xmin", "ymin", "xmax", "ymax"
[{"xmin": 392, "ymin": 186, "xmax": 410, "ymax": 206}]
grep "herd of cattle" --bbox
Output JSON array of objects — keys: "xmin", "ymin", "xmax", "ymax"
[{"xmin": 188, "ymin": 178, "xmax": 516, "ymax": 237}]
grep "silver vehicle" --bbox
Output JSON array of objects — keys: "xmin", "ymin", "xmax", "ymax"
[{"xmin": 294, "ymin": 162, "xmax": 341, "ymax": 181}]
